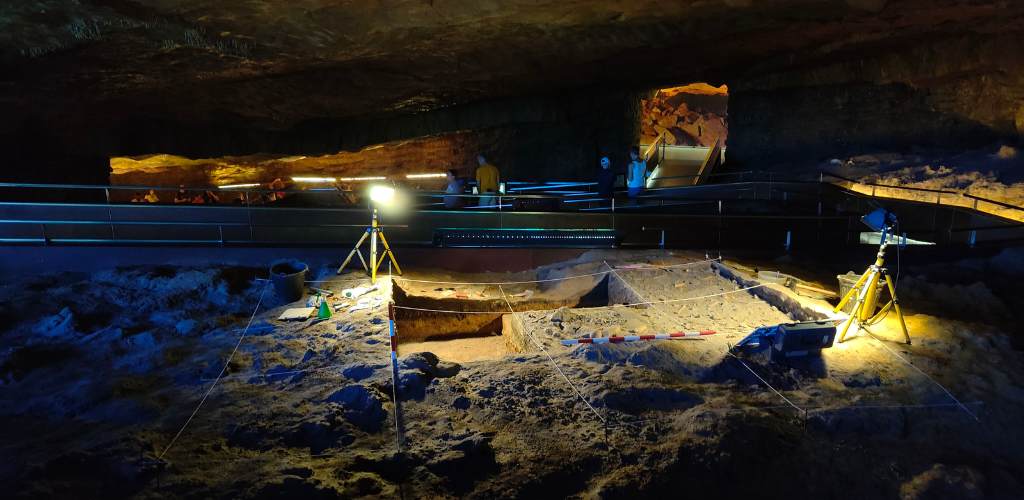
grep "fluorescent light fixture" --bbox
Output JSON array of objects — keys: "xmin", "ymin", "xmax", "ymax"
[
  {"xmin": 218, "ymin": 183, "xmax": 260, "ymax": 189},
  {"xmin": 369, "ymin": 185, "xmax": 396, "ymax": 204},
  {"xmin": 292, "ymin": 176, "xmax": 336, "ymax": 183},
  {"xmin": 406, "ymin": 173, "xmax": 447, "ymax": 179},
  {"xmin": 339, "ymin": 176, "xmax": 387, "ymax": 182}
]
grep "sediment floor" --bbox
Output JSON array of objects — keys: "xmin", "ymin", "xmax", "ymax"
[{"xmin": 1, "ymin": 250, "xmax": 1021, "ymax": 498}]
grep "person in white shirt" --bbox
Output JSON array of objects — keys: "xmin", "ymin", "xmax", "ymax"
[{"xmin": 626, "ymin": 146, "xmax": 647, "ymax": 199}]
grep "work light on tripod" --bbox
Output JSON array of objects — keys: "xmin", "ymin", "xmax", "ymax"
[{"xmin": 337, "ymin": 185, "xmax": 402, "ymax": 284}]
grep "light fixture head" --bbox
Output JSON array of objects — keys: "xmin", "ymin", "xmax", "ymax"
[{"xmin": 369, "ymin": 185, "xmax": 396, "ymax": 205}]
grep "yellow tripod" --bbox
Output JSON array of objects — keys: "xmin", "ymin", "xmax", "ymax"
[
  {"xmin": 833, "ymin": 238, "xmax": 911, "ymax": 344},
  {"xmin": 337, "ymin": 208, "xmax": 402, "ymax": 284}
]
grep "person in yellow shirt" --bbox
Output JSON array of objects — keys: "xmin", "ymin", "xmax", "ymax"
[{"xmin": 475, "ymin": 154, "xmax": 500, "ymax": 208}]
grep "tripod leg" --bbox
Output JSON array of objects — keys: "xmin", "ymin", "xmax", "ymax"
[
  {"xmin": 867, "ymin": 300, "xmax": 893, "ymax": 324},
  {"xmin": 834, "ymin": 270, "xmax": 870, "ymax": 313},
  {"xmin": 378, "ymin": 231, "xmax": 402, "ymax": 275},
  {"xmin": 884, "ymin": 273, "xmax": 911, "ymax": 344},
  {"xmin": 338, "ymin": 231, "xmax": 369, "ymax": 274},
  {"xmin": 355, "ymin": 247, "xmax": 368, "ymax": 272},
  {"xmin": 837, "ymin": 315, "xmax": 857, "ymax": 343},
  {"xmin": 839, "ymin": 269, "xmax": 876, "ymax": 343}
]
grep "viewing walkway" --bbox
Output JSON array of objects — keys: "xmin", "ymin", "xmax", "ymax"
[{"xmin": 2, "ymin": 170, "xmax": 1022, "ymax": 249}]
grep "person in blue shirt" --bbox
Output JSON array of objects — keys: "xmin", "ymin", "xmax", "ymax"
[
  {"xmin": 626, "ymin": 146, "xmax": 647, "ymax": 199},
  {"xmin": 443, "ymin": 169, "xmax": 466, "ymax": 209}
]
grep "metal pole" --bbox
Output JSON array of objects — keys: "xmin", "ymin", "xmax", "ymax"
[
  {"xmin": 370, "ymin": 208, "xmax": 379, "ymax": 284},
  {"xmin": 387, "ymin": 303, "xmax": 405, "ymax": 453},
  {"xmin": 107, "ymin": 204, "xmax": 115, "ymax": 241},
  {"xmin": 246, "ymin": 190, "xmax": 254, "ymax": 242},
  {"xmin": 611, "ymin": 197, "xmax": 616, "ymax": 232}
]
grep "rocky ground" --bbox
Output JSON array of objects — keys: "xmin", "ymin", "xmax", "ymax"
[
  {"xmin": 1, "ymin": 249, "xmax": 1022, "ymax": 499},
  {"xmin": 822, "ymin": 145, "xmax": 1024, "ymax": 206}
]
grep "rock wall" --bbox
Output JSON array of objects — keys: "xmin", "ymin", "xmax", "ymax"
[
  {"xmin": 5, "ymin": 1, "xmax": 1024, "ymax": 183},
  {"xmin": 640, "ymin": 83, "xmax": 728, "ymax": 147},
  {"xmin": 728, "ymin": 32, "xmax": 1024, "ymax": 169},
  {"xmin": 4, "ymin": 89, "xmax": 642, "ymax": 185}
]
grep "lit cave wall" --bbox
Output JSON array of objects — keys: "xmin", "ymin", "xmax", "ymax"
[
  {"xmin": 639, "ymin": 83, "xmax": 728, "ymax": 148},
  {"xmin": 7, "ymin": 89, "xmax": 645, "ymax": 188}
]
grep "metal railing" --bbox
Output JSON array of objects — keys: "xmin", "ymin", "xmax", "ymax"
[
  {"xmin": 820, "ymin": 171, "xmax": 1024, "ymax": 224},
  {"xmin": 2, "ymin": 170, "xmax": 1023, "ymax": 247}
]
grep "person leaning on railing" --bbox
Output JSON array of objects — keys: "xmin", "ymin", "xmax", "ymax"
[{"xmin": 444, "ymin": 169, "xmax": 466, "ymax": 209}]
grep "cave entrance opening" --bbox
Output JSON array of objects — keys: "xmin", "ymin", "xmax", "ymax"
[
  {"xmin": 640, "ymin": 83, "xmax": 729, "ymax": 188},
  {"xmin": 640, "ymin": 82, "xmax": 728, "ymax": 148}
]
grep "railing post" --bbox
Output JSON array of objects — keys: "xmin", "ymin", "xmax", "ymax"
[
  {"xmin": 246, "ymin": 190, "xmax": 255, "ymax": 242},
  {"xmin": 107, "ymin": 204, "xmax": 115, "ymax": 241},
  {"xmin": 611, "ymin": 197, "xmax": 616, "ymax": 232},
  {"xmin": 717, "ymin": 200, "xmax": 723, "ymax": 250}
]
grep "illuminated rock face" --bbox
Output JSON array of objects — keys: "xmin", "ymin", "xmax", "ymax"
[
  {"xmin": 640, "ymin": 83, "xmax": 728, "ymax": 148},
  {"xmin": 109, "ymin": 133, "xmax": 488, "ymax": 189},
  {"xmin": 1, "ymin": 1, "xmax": 1023, "ymax": 181}
]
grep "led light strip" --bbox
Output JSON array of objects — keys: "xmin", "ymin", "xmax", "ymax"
[
  {"xmin": 406, "ymin": 173, "xmax": 446, "ymax": 179},
  {"xmin": 292, "ymin": 176, "xmax": 388, "ymax": 183},
  {"xmin": 218, "ymin": 183, "xmax": 261, "ymax": 189}
]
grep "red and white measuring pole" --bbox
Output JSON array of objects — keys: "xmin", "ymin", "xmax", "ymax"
[
  {"xmin": 560, "ymin": 330, "xmax": 716, "ymax": 346},
  {"xmin": 387, "ymin": 302, "xmax": 405, "ymax": 452}
]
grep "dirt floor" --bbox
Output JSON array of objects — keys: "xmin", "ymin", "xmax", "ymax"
[{"xmin": 1, "ymin": 249, "xmax": 1022, "ymax": 499}]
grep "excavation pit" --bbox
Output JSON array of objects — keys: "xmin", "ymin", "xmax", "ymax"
[{"xmin": 392, "ymin": 273, "xmax": 647, "ymax": 363}]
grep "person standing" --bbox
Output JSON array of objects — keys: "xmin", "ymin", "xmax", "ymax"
[
  {"xmin": 267, "ymin": 178, "xmax": 286, "ymax": 203},
  {"xmin": 596, "ymin": 156, "xmax": 615, "ymax": 198},
  {"xmin": 626, "ymin": 146, "xmax": 648, "ymax": 199},
  {"xmin": 475, "ymin": 154, "xmax": 500, "ymax": 208},
  {"xmin": 173, "ymin": 185, "xmax": 190, "ymax": 204},
  {"xmin": 444, "ymin": 169, "xmax": 466, "ymax": 209}
]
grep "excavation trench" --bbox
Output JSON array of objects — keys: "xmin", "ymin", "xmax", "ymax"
[{"xmin": 392, "ymin": 274, "xmax": 645, "ymax": 363}]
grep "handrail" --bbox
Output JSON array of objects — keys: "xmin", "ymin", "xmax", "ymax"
[
  {"xmin": 823, "ymin": 170, "xmax": 1024, "ymax": 213},
  {"xmin": 643, "ymin": 133, "xmax": 665, "ymax": 164},
  {"xmin": 693, "ymin": 137, "xmax": 723, "ymax": 186},
  {"xmin": 4, "ymin": 169, "xmax": 1023, "ymax": 222}
]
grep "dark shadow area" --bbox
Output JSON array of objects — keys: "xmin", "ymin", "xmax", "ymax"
[{"xmin": 729, "ymin": 82, "xmax": 1003, "ymax": 169}]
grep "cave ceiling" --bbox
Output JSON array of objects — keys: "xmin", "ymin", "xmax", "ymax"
[{"xmin": 2, "ymin": 1, "xmax": 1023, "ymax": 143}]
